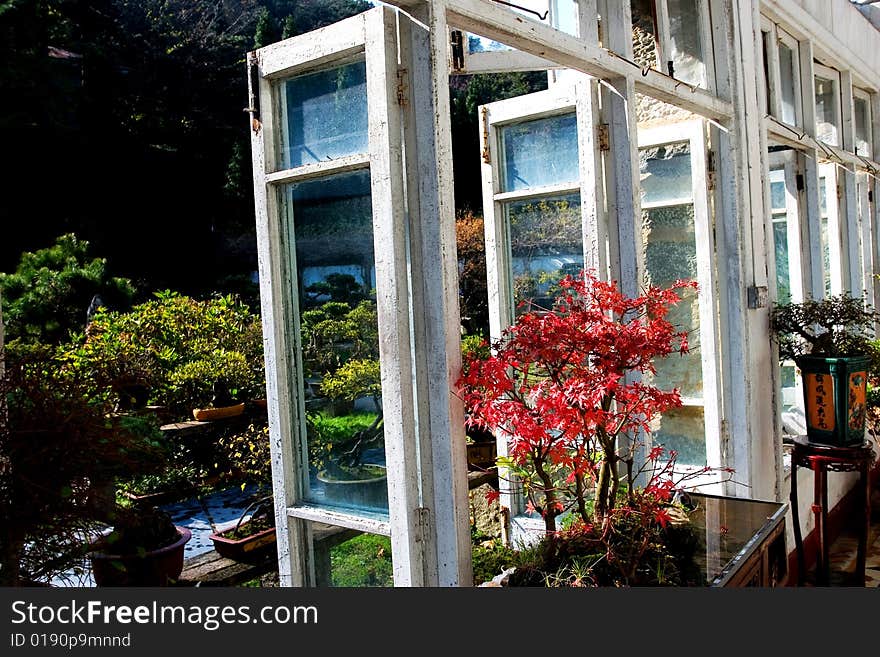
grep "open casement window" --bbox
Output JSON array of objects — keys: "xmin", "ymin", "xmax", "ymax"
[
  {"xmin": 637, "ymin": 120, "xmax": 722, "ymax": 476},
  {"xmin": 853, "ymin": 88, "xmax": 873, "ymax": 160},
  {"xmin": 767, "ymin": 148, "xmax": 806, "ymax": 437},
  {"xmin": 814, "ymin": 63, "xmax": 842, "ymax": 148},
  {"xmin": 818, "ymin": 162, "xmax": 844, "ymax": 296},
  {"xmin": 631, "ymin": 0, "xmax": 714, "ymax": 90},
  {"xmin": 452, "ymin": 0, "xmax": 579, "ymax": 74},
  {"xmin": 479, "ymin": 81, "xmax": 604, "ymax": 535},
  {"xmin": 249, "ymin": 7, "xmax": 469, "ymax": 587},
  {"xmin": 763, "ymin": 26, "xmax": 803, "ymax": 129}
]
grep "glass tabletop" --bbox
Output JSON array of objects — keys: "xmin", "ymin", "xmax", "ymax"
[{"xmin": 686, "ymin": 492, "xmax": 787, "ymax": 586}]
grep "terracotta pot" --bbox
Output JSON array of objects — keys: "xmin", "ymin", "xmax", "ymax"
[
  {"xmin": 89, "ymin": 526, "xmax": 192, "ymax": 586},
  {"xmin": 192, "ymin": 403, "xmax": 245, "ymax": 422},
  {"xmin": 209, "ymin": 522, "xmax": 277, "ymax": 561}
]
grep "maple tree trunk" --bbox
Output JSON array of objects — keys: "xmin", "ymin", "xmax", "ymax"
[{"xmin": 533, "ymin": 456, "xmax": 558, "ymax": 534}]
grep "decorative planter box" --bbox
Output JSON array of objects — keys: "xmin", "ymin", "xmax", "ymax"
[
  {"xmin": 796, "ymin": 355, "xmax": 869, "ymax": 446},
  {"xmin": 209, "ymin": 523, "xmax": 277, "ymax": 561}
]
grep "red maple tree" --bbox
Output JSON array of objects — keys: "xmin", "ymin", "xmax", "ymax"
[{"xmin": 457, "ymin": 270, "xmax": 701, "ymax": 534}]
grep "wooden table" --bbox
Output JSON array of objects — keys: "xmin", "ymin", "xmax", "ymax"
[{"xmin": 788, "ymin": 435, "xmax": 875, "ymax": 586}]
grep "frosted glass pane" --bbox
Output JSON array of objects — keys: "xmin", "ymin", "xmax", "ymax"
[
  {"xmin": 639, "ymin": 142, "xmax": 693, "ymax": 205},
  {"xmin": 500, "ymin": 113, "xmax": 579, "ymax": 191},
  {"xmin": 642, "ymin": 204, "xmax": 702, "ymax": 398},
  {"xmin": 770, "ymin": 180, "xmax": 786, "ymax": 211},
  {"xmin": 506, "ymin": 193, "xmax": 584, "ymax": 313},
  {"xmin": 668, "ymin": 0, "xmax": 706, "ymax": 87},
  {"xmin": 284, "ymin": 170, "xmax": 389, "ymax": 519},
  {"xmin": 854, "ymin": 96, "xmax": 872, "ymax": 158},
  {"xmin": 651, "ymin": 406, "xmax": 706, "ymax": 466},
  {"xmin": 631, "ymin": 0, "xmax": 658, "ymax": 69},
  {"xmin": 280, "ymin": 62, "xmax": 368, "ymax": 168},
  {"xmin": 815, "ymin": 76, "xmax": 839, "ymax": 146},
  {"xmin": 773, "ymin": 218, "xmax": 791, "ymax": 304},
  {"xmin": 779, "ymin": 44, "xmax": 797, "ymax": 125}
]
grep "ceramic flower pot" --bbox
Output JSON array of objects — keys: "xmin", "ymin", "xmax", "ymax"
[
  {"xmin": 796, "ymin": 355, "xmax": 870, "ymax": 446},
  {"xmin": 89, "ymin": 526, "xmax": 192, "ymax": 587}
]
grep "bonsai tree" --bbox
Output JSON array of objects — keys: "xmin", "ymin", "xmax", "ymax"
[
  {"xmin": 458, "ymin": 271, "xmax": 715, "ymax": 533},
  {"xmin": 0, "ymin": 345, "xmax": 166, "ymax": 586},
  {"xmin": 456, "ymin": 270, "xmax": 731, "ymax": 585},
  {"xmin": 769, "ymin": 293, "xmax": 880, "ymax": 363}
]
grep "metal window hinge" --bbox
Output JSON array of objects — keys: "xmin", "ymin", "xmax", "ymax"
[
  {"xmin": 707, "ymin": 149, "xmax": 716, "ymax": 191},
  {"xmin": 397, "ymin": 68, "xmax": 409, "ymax": 108},
  {"xmin": 597, "ymin": 123, "xmax": 610, "ymax": 152},
  {"xmin": 870, "ymin": 190, "xmax": 874, "ymax": 203},
  {"xmin": 415, "ymin": 507, "xmax": 431, "ymax": 544},
  {"xmin": 450, "ymin": 29, "xmax": 465, "ymax": 72},
  {"xmin": 481, "ymin": 106, "xmax": 491, "ymax": 163},
  {"xmin": 245, "ymin": 52, "xmax": 262, "ymax": 134},
  {"xmin": 796, "ymin": 173, "xmax": 804, "ymax": 191}
]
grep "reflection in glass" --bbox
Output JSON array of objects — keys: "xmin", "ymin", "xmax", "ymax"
[
  {"xmin": 778, "ymin": 42, "xmax": 798, "ymax": 126},
  {"xmin": 815, "ymin": 75, "xmax": 839, "ymax": 146},
  {"xmin": 668, "ymin": 0, "xmax": 705, "ymax": 87},
  {"xmin": 315, "ymin": 532, "xmax": 393, "ymax": 587},
  {"xmin": 640, "ymin": 141, "xmax": 705, "ymax": 466},
  {"xmin": 283, "ymin": 169, "xmax": 389, "ymax": 517},
  {"xmin": 854, "ymin": 95, "xmax": 872, "ymax": 158},
  {"xmin": 505, "ymin": 194, "xmax": 584, "ymax": 314},
  {"xmin": 770, "ymin": 175, "xmax": 790, "ymax": 304},
  {"xmin": 631, "ymin": 0, "xmax": 658, "ymax": 69},
  {"xmin": 467, "ymin": 34, "xmax": 511, "ymax": 53},
  {"xmin": 281, "ymin": 61, "xmax": 368, "ymax": 168},
  {"xmin": 500, "ymin": 113, "xmax": 579, "ymax": 191}
]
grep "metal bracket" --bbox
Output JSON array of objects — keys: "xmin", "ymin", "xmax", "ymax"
[
  {"xmin": 246, "ymin": 52, "xmax": 262, "ymax": 134},
  {"xmin": 597, "ymin": 123, "xmax": 610, "ymax": 152},
  {"xmin": 450, "ymin": 30, "xmax": 465, "ymax": 72},
  {"xmin": 481, "ymin": 106, "xmax": 491, "ymax": 163}
]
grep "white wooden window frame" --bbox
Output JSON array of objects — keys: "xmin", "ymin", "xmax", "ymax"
[
  {"xmin": 479, "ymin": 81, "xmax": 604, "ymax": 536},
  {"xmin": 814, "ymin": 62, "xmax": 843, "ymax": 149},
  {"xmin": 248, "ymin": 6, "xmax": 473, "ymax": 587},
  {"xmin": 773, "ymin": 27, "xmax": 803, "ymax": 129},
  {"xmin": 853, "ymin": 87, "xmax": 873, "ymax": 160},
  {"xmin": 653, "ymin": 0, "xmax": 716, "ymax": 92},
  {"xmin": 765, "ymin": 149, "xmax": 807, "ymax": 440},
  {"xmin": 817, "ymin": 161, "xmax": 845, "ymax": 297},
  {"xmin": 638, "ymin": 119, "xmax": 724, "ymax": 488}
]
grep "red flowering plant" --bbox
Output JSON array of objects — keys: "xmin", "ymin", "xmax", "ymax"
[{"xmin": 457, "ymin": 271, "xmax": 733, "ymax": 584}]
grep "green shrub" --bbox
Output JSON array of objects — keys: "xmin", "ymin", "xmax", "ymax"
[{"xmin": 0, "ymin": 234, "xmax": 134, "ymax": 346}]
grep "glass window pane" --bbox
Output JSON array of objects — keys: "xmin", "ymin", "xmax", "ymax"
[
  {"xmin": 773, "ymin": 217, "xmax": 791, "ymax": 304},
  {"xmin": 778, "ymin": 43, "xmax": 798, "ymax": 126},
  {"xmin": 668, "ymin": 0, "xmax": 706, "ymax": 87},
  {"xmin": 500, "ymin": 113, "xmax": 579, "ymax": 191},
  {"xmin": 640, "ymin": 140, "xmax": 704, "ymax": 466},
  {"xmin": 280, "ymin": 61, "xmax": 368, "ymax": 168},
  {"xmin": 639, "ymin": 142, "xmax": 693, "ymax": 205},
  {"xmin": 815, "ymin": 75, "xmax": 839, "ymax": 147},
  {"xmin": 770, "ymin": 180, "xmax": 786, "ymax": 211},
  {"xmin": 506, "ymin": 194, "xmax": 584, "ymax": 313},
  {"xmin": 313, "ymin": 530, "xmax": 393, "ymax": 587},
  {"xmin": 551, "ymin": 0, "xmax": 579, "ymax": 36},
  {"xmin": 283, "ymin": 169, "xmax": 389, "ymax": 518},
  {"xmin": 854, "ymin": 95, "xmax": 872, "ymax": 158},
  {"xmin": 651, "ymin": 406, "xmax": 706, "ymax": 467},
  {"xmin": 631, "ymin": 0, "xmax": 658, "ymax": 69}
]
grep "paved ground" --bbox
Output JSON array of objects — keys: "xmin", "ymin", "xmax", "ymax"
[{"xmin": 51, "ymin": 484, "xmax": 262, "ymax": 587}]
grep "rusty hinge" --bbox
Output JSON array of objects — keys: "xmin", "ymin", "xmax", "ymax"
[
  {"xmin": 707, "ymin": 148, "xmax": 716, "ymax": 191},
  {"xmin": 397, "ymin": 68, "xmax": 409, "ymax": 108},
  {"xmin": 870, "ymin": 189, "xmax": 874, "ymax": 203},
  {"xmin": 245, "ymin": 52, "xmax": 262, "ymax": 134},
  {"xmin": 415, "ymin": 507, "xmax": 431, "ymax": 544},
  {"xmin": 481, "ymin": 106, "xmax": 491, "ymax": 163},
  {"xmin": 450, "ymin": 29, "xmax": 465, "ymax": 72},
  {"xmin": 597, "ymin": 123, "xmax": 610, "ymax": 152},
  {"xmin": 796, "ymin": 173, "xmax": 805, "ymax": 191}
]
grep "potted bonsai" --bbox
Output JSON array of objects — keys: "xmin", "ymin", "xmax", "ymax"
[
  {"xmin": 210, "ymin": 423, "xmax": 277, "ymax": 560},
  {"xmin": 770, "ymin": 293, "xmax": 880, "ymax": 446},
  {"xmin": 457, "ymin": 270, "xmax": 732, "ymax": 586},
  {"xmin": 88, "ymin": 502, "xmax": 191, "ymax": 586}
]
